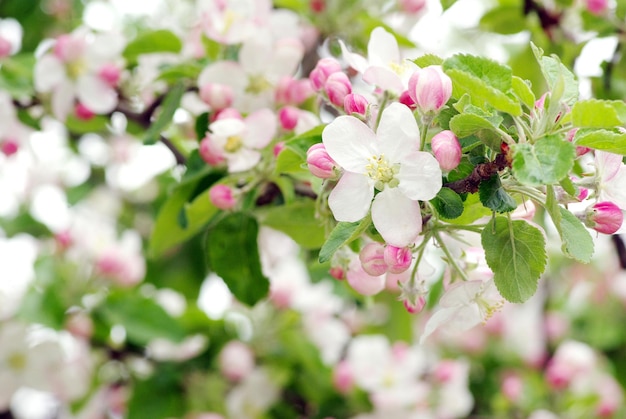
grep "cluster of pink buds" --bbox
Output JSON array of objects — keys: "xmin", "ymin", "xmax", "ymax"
[{"xmin": 359, "ymin": 242, "xmax": 413, "ymax": 276}]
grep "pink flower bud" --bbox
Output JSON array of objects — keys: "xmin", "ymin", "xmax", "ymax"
[
  {"xmin": 199, "ymin": 136, "xmax": 225, "ymax": 166},
  {"xmin": 577, "ymin": 186, "xmax": 589, "ymax": 201},
  {"xmin": 566, "ymin": 128, "xmax": 590, "ymax": 156},
  {"xmin": 399, "ymin": 90, "xmax": 416, "ymax": 109},
  {"xmin": 200, "ymin": 83, "xmax": 234, "ymax": 111},
  {"xmin": 218, "ymin": 341, "xmax": 255, "ymax": 381},
  {"xmin": 408, "ymin": 66, "xmax": 452, "ymax": 114},
  {"xmin": 586, "ymin": 0, "xmax": 608, "ymax": 15},
  {"xmin": 399, "ymin": 0, "xmax": 426, "ymax": 13},
  {"xmin": 278, "ymin": 106, "xmax": 299, "ymax": 131},
  {"xmin": 502, "ymin": 373, "xmax": 523, "ymax": 402},
  {"xmin": 329, "ymin": 266, "xmax": 344, "ymax": 280},
  {"xmin": 535, "ymin": 92, "xmax": 548, "ymax": 111},
  {"xmin": 403, "ymin": 295, "xmax": 426, "ymax": 314},
  {"xmin": 383, "ymin": 245, "xmax": 412, "ymax": 274},
  {"xmin": 343, "ymin": 93, "xmax": 368, "ymax": 115},
  {"xmin": 65, "ymin": 312, "xmax": 94, "ymax": 339},
  {"xmin": 431, "ymin": 130, "xmax": 461, "ymax": 171},
  {"xmin": 75, "ymin": 102, "xmax": 95, "ymax": 120},
  {"xmin": 346, "ymin": 259, "xmax": 385, "ymax": 296},
  {"xmin": 99, "ymin": 63, "xmax": 121, "ymax": 87},
  {"xmin": 585, "ymin": 201, "xmax": 623, "ymax": 234},
  {"xmin": 276, "ymin": 77, "xmax": 314, "ymax": 105},
  {"xmin": 306, "ymin": 143, "xmax": 337, "ymax": 178},
  {"xmin": 209, "ymin": 185, "xmax": 236, "ymax": 210},
  {"xmin": 0, "ymin": 36, "xmax": 12, "ymax": 58},
  {"xmin": 55, "ymin": 229, "xmax": 73, "ymax": 250},
  {"xmin": 332, "ymin": 360, "xmax": 353, "ymax": 393},
  {"xmin": 310, "ymin": 57, "xmax": 342, "ymax": 91},
  {"xmin": 325, "ymin": 72, "xmax": 352, "ymax": 107},
  {"xmin": 311, "ymin": 0, "xmax": 326, "ymax": 13},
  {"xmin": 213, "ymin": 107, "xmax": 242, "ymax": 121},
  {"xmin": 359, "ymin": 242, "xmax": 388, "ymax": 276},
  {"xmin": 1, "ymin": 138, "xmax": 19, "ymax": 157},
  {"xmin": 273, "ymin": 142, "xmax": 285, "ymax": 157}
]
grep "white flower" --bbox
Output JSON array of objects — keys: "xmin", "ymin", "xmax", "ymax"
[
  {"xmin": 595, "ymin": 150, "xmax": 626, "ymax": 210},
  {"xmin": 322, "ymin": 102, "xmax": 442, "ymax": 246},
  {"xmin": 0, "ymin": 18, "xmax": 22, "ymax": 57},
  {"xmin": 420, "ymin": 279, "xmax": 504, "ymax": 344},
  {"xmin": 341, "ymin": 27, "xmax": 418, "ymax": 94}
]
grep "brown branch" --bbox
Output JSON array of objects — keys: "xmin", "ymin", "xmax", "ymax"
[
  {"xmin": 612, "ymin": 235, "xmax": 626, "ymax": 270},
  {"xmin": 159, "ymin": 135, "xmax": 187, "ymax": 165},
  {"xmin": 444, "ymin": 153, "xmax": 511, "ymax": 194}
]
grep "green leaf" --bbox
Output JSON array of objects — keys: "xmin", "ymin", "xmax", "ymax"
[
  {"xmin": 149, "ymin": 182, "xmax": 219, "ymax": 257},
  {"xmin": 157, "ymin": 62, "xmax": 203, "ymax": 83},
  {"xmin": 206, "ymin": 213, "xmax": 269, "ymax": 306},
  {"xmin": 558, "ymin": 207, "xmax": 594, "ymax": 263},
  {"xmin": 481, "ymin": 216, "xmax": 547, "ymax": 303},
  {"xmin": 446, "ymin": 192, "xmax": 492, "ymax": 225},
  {"xmin": 0, "ymin": 54, "xmax": 35, "ymax": 97},
  {"xmin": 319, "ymin": 219, "xmax": 369, "ymax": 263},
  {"xmin": 97, "ymin": 290, "xmax": 186, "ymax": 345},
  {"xmin": 123, "ymin": 29, "xmax": 182, "ymax": 65},
  {"xmin": 65, "ymin": 115, "xmax": 109, "ymax": 133},
  {"xmin": 449, "ymin": 113, "xmax": 503, "ymax": 150},
  {"xmin": 511, "ymin": 76, "xmax": 536, "ymax": 108},
  {"xmin": 144, "ymin": 82, "xmax": 186, "ymax": 145},
  {"xmin": 258, "ymin": 200, "xmax": 326, "ymax": 249},
  {"xmin": 444, "ymin": 54, "xmax": 513, "ymax": 92},
  {"xmin": 479, "ymin": 175, "xmax": 517, "ymax": 213},
  {"xmin": 531, "ymin": 43, "xmax": 579, "ymax": 106},
  {"xmin": 128, "ymin": 365, "xmax": 185, "ymax": 419},
  {"xmin": 275, "ymin": 125, "xmax": 324, "ymax": 175},
  {"xmin": 480, "ymin": 5, "xmax": 527, "ymax": 34},
  {"xmin": 412, "ymin": 54, "xmax": 444, "ymax": 68},
  {"xmin": 571, "ymin": 99, "xmax": 626, "ymax": 128},
  {"xmin": 430, "ymin": 187, "xmax": 464, "ymax": 219},
  {"xmin": 512, "ymin": 135, "xmax": 576, "ymax": 185},
  {"xmin": 574, "ymin": 129, "xmax": 626, "ymax": 155}
]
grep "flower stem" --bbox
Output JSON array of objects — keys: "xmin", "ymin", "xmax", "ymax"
[{"xmin": 434, "ymin": 231, "xmax": 470, "ymax": 282}]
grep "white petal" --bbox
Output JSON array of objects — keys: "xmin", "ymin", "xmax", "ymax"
[
  {"xmin": 376, "ymin": 102, "xmax": 420, "ymax": 162},
  {"xmin": 367, "ymin": 27, "xmax": 401, "ymax": 68},
  {"xmin": 239, "ymin": 33, "xmax": 272, "ymax": 74},
  {"xmin": 227, "ymin": 149, "xmax": 261, "ymax": 173},
  {"xmin": 322, "ymin": 115, "xmax": 375, "ymax": 172},
  {"xmin": 328, "ymin": 172, "xmax": 373, "ymax": 222},
  {"xmin": 439, "ymin": 280, "xmax": 484, "ymax": 307},
  {"xmin": 211, "ymin": 118, "xmax": 246, "ymax": 138},
  {"xmin": 34, "ymin": 55, "xmax": 66, "ymax": 92},
  {"xmin": 51, "ymin": 81, "xmax": 75, "ymax": 121},
  {"xmin": 363, "ymin": 66, "xmax": 405, "ymax": 94},
  {"xmin": 420, "ymin": 307, "xmax": 456, "ymax": 344},
  {"xmin": 371, "ymin": 188, "xmax": 422, "ymax": 247},
  {"xmin": 270, "ymin": 38, "xmax": 304, "ymax": 78},
  {"xmin": 596, "ymin": 150, "xmax": 623, "ymax": 182},
  {"xmin": 198, "ymin": 61, "xmax": 247, "ymax": 92},
  {"xmin": 76, "ymin": 75, "xmax": 117, "ymax": 114},
  {"xmin": 397, "ymin": 152, "xmax": 442, "ymax": 201},
  {"xmin": 339, "ymin": 40, "xmax": 368, "ymax": 73},
  {"xmin": 243, "ymin": 108, "xmax": 276, "ymax": 149}
]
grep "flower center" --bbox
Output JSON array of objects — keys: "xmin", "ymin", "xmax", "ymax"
[
  {"xmin": 8, "ymin": 352, "xmax": 26, "ymax": 371},
  {"xmin": 389, "ymin": 61, "xmax": 410, "ymax": 76},
  {"xmin": 245, "ymin": 74, "xmax": 272, "ymax": 94},
  {"xmin": 366, "ymin": 154, "xmax": 399, "ymax": 190},
  {"xmin": 224, "ymin": 135, "xmax": 243, "ymax": 153},
  {"xmin": 66, "ymin": 59, "xmax": 86, "ymax": 80}
]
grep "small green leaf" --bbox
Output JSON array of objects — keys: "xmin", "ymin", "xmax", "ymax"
[
  {"xmin": 157, "ymin": 62, "xmax": 203, "ymax": 83},
  {"xmin": 97, "ymin": 290, "xmax": 186, "ymax": 345},
  {"xmin": 430, "ymin": 187, "xmax": 464, "ymax": 219},
  {"xmin": 449, "ymin": 113, "xmax": 503, "ymax": 150},
  {"xmin": 128, "ymin": 365, "xmax": 185, "ymax": 419},
  {"xmin": 195, "ymin": 112, "xmax": 210, "ymax": 141},
  {"xmin": 0, "ymin": 54, "xmax": 35, "ymax": 97},
  {"xmin": 559, "ymin": 176, "xmax": 577, "ymax": 197},
  {"xmin": 206, "ymin": 213, "xmax": 269, "ymax": 306},
  {"xmin": 123, "ymin": 29, "xmax": 182, "ymax": 64},
  {"xmin": 558, "ymin": 207, "xmax": 594, "ymax": 263},
  {"xmin": 571, "ymin": 99, "xmax": 626, "ymax": 128},
  {"xmin": 444, "ymin": 54, "xmax": 513, "ymax": 92},
  {"xmin": 511, "ymin": 76, "xmax": 536, "ymax": 108},
  {"xmin": 446, "ymin": 193, "xmax": 492, "ymax": 225},
  {"xmin": 574, "ymin": 129, "xmax": 626, "ymax": 155},
  {"xmin": 480, "ymin": 5, "xmax": 527, "ymax": 34},
  {"xmin": 479, "ymin": 175, "xmax": 517, "ymax": 213},
  {"xmin": 481, "ymin": 216, "xmax": 547, "ymax": 303},
  {"xmin": 413, "ymin": 54, "xmax": 444, "ymax": 68},
  {"xmin": 512, "ymin": 135, "xmax": 576, "ymax": 185},
  {"xmin": 319, "ymin": 219, "xmax": 369, "ymax": 263},
  {"xmin": 531, "ymin": 43, "xmax": 579, "ymax": 106},
  {"xmin": 144, "ymin": 82, "xmax": 186, "ymax": 145},
  {"xmin": 258, "ymin": 200, "xmax": 325, "ymax": 248},
  {"xmin": 65, "ymin": 115, "xmax": 109, "ymax": 133}
]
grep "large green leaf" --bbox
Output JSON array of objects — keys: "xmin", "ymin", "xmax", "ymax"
[
  {"xmin": 206, "ymin": 213, "xmax": 269, "ymax": 306},
  {"xmin": 481, "ymin": 216, "xmax": 547, "ymax": 303},
  {"xmin": 149, "ymin": 182, "xmax": 219, "ymax": 257},
  {"xmin": 123, "ymin": 29, "xmax": 183, "ymax": 64},
  {"xmin": 444, "ymin": 54, "xmax": 513, "ymax": 92},
  {"xmin": 574, "ymin": 129, "xmax": 626, "ymax": 155},
  {"xmin": 257, "ymin": 200, "xmax": 326, "ymax": 249},
  {"xmin": 512, "ymin": 135, "xmax": 576, "ymax": 185},
  {"xmin": 96, "ymin": 290, "xmax": 186, "ymax": 345},
  {"xmin": 571, "ymin": 99, "xmax": 626, "ymax": 128}
]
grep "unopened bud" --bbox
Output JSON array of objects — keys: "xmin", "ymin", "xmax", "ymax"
[
  {"xmin": 311, "ymin": 0, "xmax": 326, "ymax": 13},
  {"xmin": 200, "ymin": 83, "xmax": 234, "ymax": 111},
  {"xmin": 346, "ymin": 259, "xmax": 385, "ymax": 296},
  {"xmin": 359, "ymin": 242, "xmax": 388, "ymax": 276},
  {"xmin": 566, "ymin": 128, "xmax": 590, "ymax": 157},
  {"xmin": 1, "ymin": 138, "xmax": 19, "ymax": 156},
  {"xmin": 209, "ymin": 184, "xmax": 236, "ymax": 210},
  {"xmin": 408, "ymin": 66, "xmax": 452, "ymax": 114},
  {"xmin": 399, "ymin": 90, "xmax": 416, "ymax": 109},
  {"xmin": 53, "ymin": 34, "xmax": 85, "ymax": 62},
  {"xmin": 99, "ymin": 63, "xmax": 121, "ymax": 87},
  {"xmin": 306, "ymin": 143, "xmax": 337, "ymax": 178},
  {"xmin": 586, "ymin": 0, "xmax": 608, "ymax": 15},
  {"xmin": 75, "ymin": 102, "xmax": 95, "ymax": 120},
  {"xmin": 399, "ymin": 0, "xmax": 426, "ymax": 13},
  {"xmin": 383, "ymin": 245, "xmax": 412, "ymax": 274},
  {"xmin": 199, "ymin": 136, "xmax": 225, "ymax": 166},
  {"xmin": 219, "ymin": 341, "xmax": 255, "ymax": 382},
  {"xmin": 0, "ymin": 36, "xmax": 12, "ymax": 58},
  {"xmin": 585, "ymin": 201, "xmax": 623, "ymax": 234},
  {"xmin": 329, "ymin": 266, "xmax": 345, "ymax": 280},
  {"xmin": 403, "ymin": 295, "xmax": 426, "ymax": 314},
  {"xmin": 332, "ymin": 361, "xmax": 353, "ymax": 393},
  {"xmin": 343, "ymin": 93, "xmax": 368, "ymax": 116},
  {"xmin": 278, "ymin": 106, "xmax": 299, "ymax": 131},
  {"xmin": 310, "ymin": 57, "xmax": 342, "ymax": 90},
  {"xmin": 431, "ymin": 130, "xmax": 461, "ymax": 172},
  {"xmin": 325, "ymin": 72, "xmax": 352, "ymax": 107}
]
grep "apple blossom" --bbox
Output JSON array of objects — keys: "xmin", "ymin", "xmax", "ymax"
[
  {"xmin": 431, "ymin": 130, "xmax": 461, "ymax": 172},
  {"xmin": 209, "ymin": 184, "xmax": 237, "ymax": 210},
  {"xmin": 586, "ymin": 0, "xmax": 609, "ymax": 15},
  {"xmin": 322, "ymin": 102, "xmax": 442, "ymax": 246},
  {"xmin": 584, "ymin": 201, "xmax": 624, "ymax": 234},
  {"xmin": 325, "ymin": 72, "xmax": 352, "ymax": 107},
  {"xmin": 383, "ymin": 245, "xmax": 412, "ymax": 274},
  {"xmin": 306, "ymin": 143, "xmax": 338, "ymax": 179},
  {"xmin": 399, "ymin": 0, "xmax": 427, "ymax": 13},
  {"xmin": 408, "ymin": 65, "xmax": 452, "ymax": 114},
  {"xmin": 204, "ymin": 108, "xmax": 277, "ymax": 173},
  {"xmin": 278, "ymin": 106, "xmax": 299, "ymax": 130},
  {"xmin": 347, "ymin": 257, "xmax": 386, "ymax": 296},
  {"xmin": 594, "ymin": 151, "xmax": 626, "ymax": 211},
  {"xmin": 359, "ymin": 242, "xmax": 388, "ymax": 276},
  {"xmin": 344, "ymin": 93, "xmax": 369, "ymax": 116},
  {"xmin": 0, "ymin": 18, "xmax": 22, "ymax": 58},
  {"xmin": 199, "ymin": 83, "xmax": 234, "ymax": 111},
  {"xmin": 310, "ymin": 57, "xmax": 342, "ymax": 91}
]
